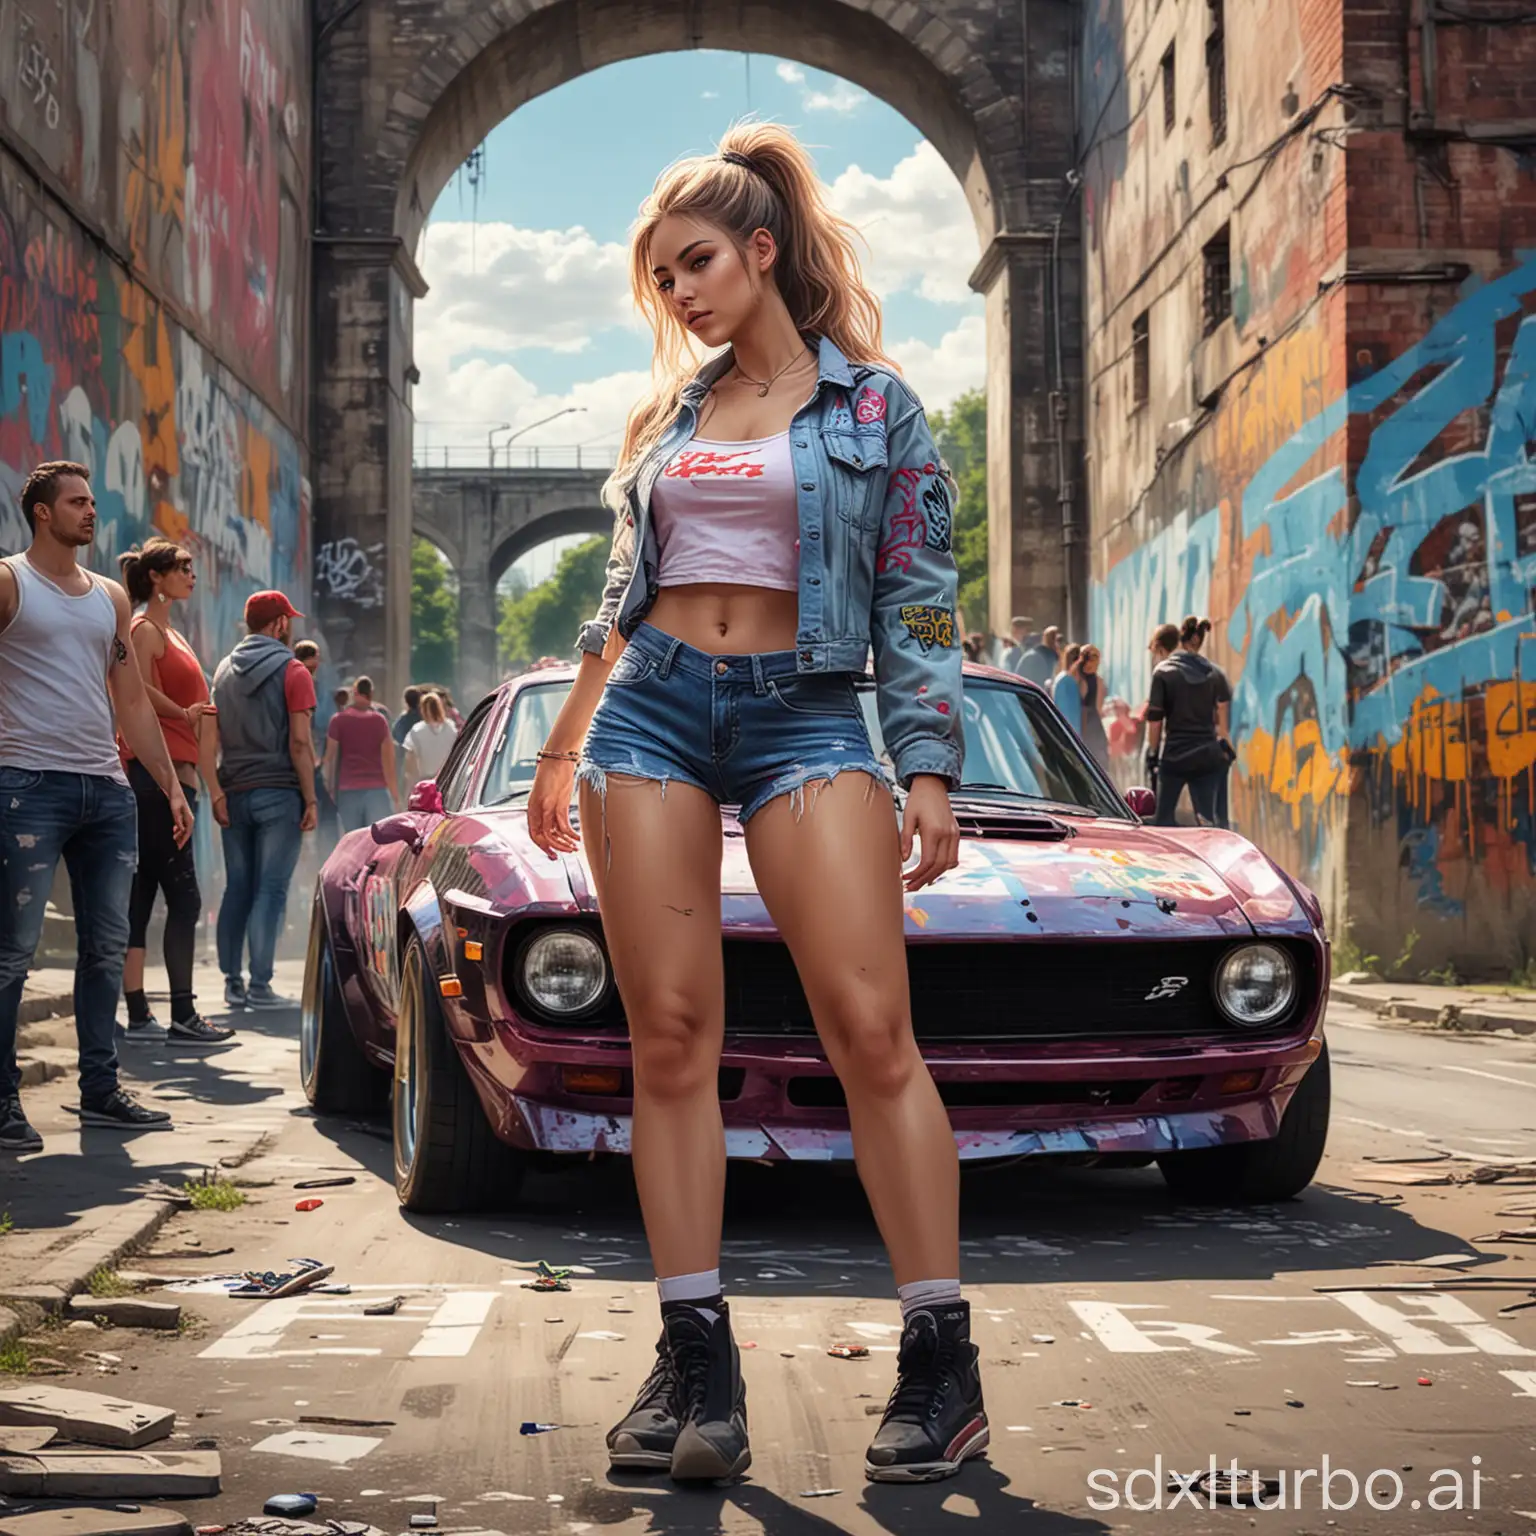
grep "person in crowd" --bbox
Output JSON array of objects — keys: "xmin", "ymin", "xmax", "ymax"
[
  {"xmin": 1179, "ymin": 614, "xmax": 1236, "ymax": 827},
  {"xmin": 1051, "ymin": 642, "xmax": 1083, "ymax": 732},
  {"xmin": 525, "ymin": 125, "xmax": 982, "ymax": 1486},
  {"xmin": 391, "ymin": 686, "xmax": 423, "ymax": 748},
  {"xmin": 0, "ymin": 462, "xmax": 187, "ymax": 1150},
  {"xmin": 1017, "ymin": 625, "xmax": 1062, "ymax": 688},
  {"xmin": 116, "ymin": 539, "xmax": 233, "ymax": 1046},
  {"xmin": 403, "ymin": 691, "xmax": 459, "ymax": 786},
  {"xmin": 1001, "ymin": 615, "xmax": 1033, "ymax": 673},
  {"xmin": 211, "ymin": 591, "xmax": 318, "ymax": 1010},
  {"xmin": 1075, "ymin": 644, "xmax": 1111, "ymax": 770},
  {"xmin": 324, "ymin": 676, "xmax": 399, "ymax": 832},
  {"xmin": 294, "ymin": 639, "xmax": 321, "ymax": 678},
  {"xmin": 437, "ymin": 687, "xmax": 463, "ymax": 729},
  {"xmin": 1144, "ymin": 615, "xmax": 1233, "ymax": 827},
  {"xmin": 962, "ymin": 631, "xmax": 985, "ymax": 663}
]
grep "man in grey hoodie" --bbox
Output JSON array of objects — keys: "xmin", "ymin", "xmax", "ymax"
[{"xmin": 211, "ymin": 592, "xmax": 318, "ymax": 1009}]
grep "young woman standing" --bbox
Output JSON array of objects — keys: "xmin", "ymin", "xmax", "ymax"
[
  {"xmin": 402, "ymin": 691, "xmax": 458, "ymax": 784},
  {"xmin": 1144, "ymin": 615, "xmax": 1234, "ymax": 826},
  {"xmin": 525, "ymin": 124, "xmax": 983, "ymax": 1486},
  {"xmin": 117, "ymin": 540, "xmax": 233, "ymax": 1044}
]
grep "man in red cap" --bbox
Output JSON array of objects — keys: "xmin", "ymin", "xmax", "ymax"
[{"xmin": 209, "ymin": 591, "xmax": 318, "ymax": 1010}]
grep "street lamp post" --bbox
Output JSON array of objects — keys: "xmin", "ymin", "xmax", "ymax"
[{"xmin": 489, "ymin": 406, "xmax": 588, "ymax": 468}]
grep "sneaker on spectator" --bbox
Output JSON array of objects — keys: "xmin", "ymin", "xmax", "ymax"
[
  {"xmin": 0, "ymin": 1095, "xmax": 43, "ymax": 1153},
  {"xmin": 78, "ymin": 1088, "xmax": 174, "ymax": 1130},
  {"xmin": 168, "ymin": 1015, "xmax": 236, "ymax": 1046},
  {"xmin": 224, "ymin": 977, "xmax": 248, "ymax": 1009},
  {"xmin": 246, "ymin": 983, "xmax": 296, "ymax": 1010}
]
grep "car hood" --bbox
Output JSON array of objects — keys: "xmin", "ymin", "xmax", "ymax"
[{"xmin": 479, "ymin": 805, "xmax": 1307, "ymax": 941}]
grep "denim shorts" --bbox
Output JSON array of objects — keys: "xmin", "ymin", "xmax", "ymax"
[{"xmin": 578, "ymin": 623, "xmax": 885, "ymax": 823}]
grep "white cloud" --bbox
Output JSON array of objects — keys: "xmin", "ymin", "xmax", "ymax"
[
  {"xmin": 889, "ymin": 313, "xmax": 986, "ymax": 413},
  {"xmin": 775, "ymin": 60, "xmax": 867, "ymax": 114},
  {"xmin": 701, "ymin": 89, "xmax": 719, "ymax": 99},
  {"xmin": 828, "ymin": 142, "xmax": 979, "ymax": 305}
]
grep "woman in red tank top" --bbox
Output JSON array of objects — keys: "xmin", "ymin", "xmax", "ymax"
[{"xmin": 117, "ymin": 539, "xmax": 232, "ymax": 1045}]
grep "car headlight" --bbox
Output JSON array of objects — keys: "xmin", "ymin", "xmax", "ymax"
[
  {"xmin": 521, "ymin": 928, "xmax": 608, "ymax": 1015},
  {"xmin": 1215, "ymin": 943, "xmax": 1296, "ymax": 1026}
]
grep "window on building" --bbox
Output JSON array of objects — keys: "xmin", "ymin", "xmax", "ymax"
[
  {"xmin": 1132, "ymin": 310, "xmax": 1150, "ymax": 409},
  {"xmin": 1203, "ymin": 225, "xmax": 1232, "ymax": 335},
  {"xmin": 1207, "ymin": 0, "xmax": 1228, "ymax": 147},
  {"xmin": 1161, "ymin": 45, "xmax": 1176, "ymax": 134}
]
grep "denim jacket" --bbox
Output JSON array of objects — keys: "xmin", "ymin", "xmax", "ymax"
[{"xmin": 576, "ymin": 336, "xmax": 964, "ymax": 789}]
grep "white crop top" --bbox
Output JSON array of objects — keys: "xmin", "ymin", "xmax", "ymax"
[{"xmin": 650, "ymin": 430, "xmax": 800, "ymax": 592}]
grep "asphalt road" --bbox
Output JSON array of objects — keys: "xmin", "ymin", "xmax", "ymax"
[{"xmin": 25, "ymin": 996, "xmax": 1536, "ymax": 1535}]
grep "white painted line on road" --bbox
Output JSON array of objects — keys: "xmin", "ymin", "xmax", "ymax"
[
  {"xmin": 252, "ymin": 1429, "xmax": 383, "ymax": 1463},
  {"xmin": 1501, "ymin": 1371, "xmax": 1536, "ymax": 1398},
  {"xmin": 1443, "ymin": 1064, "xmax": 1536, "ymax": 1089},
  {"xmin": 409, "ymin": 1291, "xmax": 498, "ymax": 1358}
]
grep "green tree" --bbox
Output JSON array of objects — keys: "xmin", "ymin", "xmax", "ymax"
[
  {"xmin": 411, "ymin": 537, "xmax": 459, "ymax": 683},
  {"xmin": 498, "ymin": 536, "xmax": 610, "ymax": 668},
  {"xmin": 927, "ymin": 388, "xmax": 988, "ymax": 631}
]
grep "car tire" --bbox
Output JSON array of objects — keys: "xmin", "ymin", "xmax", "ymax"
[
  {"xmin": 1157, "ymin": 1041, "xmax": 1331, "ymax": 1204},
  {"xmin": 393, "ymin": 934, "xmax": 526, "ymax": 1213},
  {"xmin": 301, "ymin": 896, "xmax": 388, "ymax": 1115}
]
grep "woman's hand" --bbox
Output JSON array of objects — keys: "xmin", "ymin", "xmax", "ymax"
[
  {"xmin": 528, "ymin": 755, "xmax": 581, "ymax": 859},
  {"xmin": 900, "ymin": 774, "xmax": 959, "ymax": 892},
  {"xmin": 184, "ymin": 701, "xmax": 216, "ymax": 727}
]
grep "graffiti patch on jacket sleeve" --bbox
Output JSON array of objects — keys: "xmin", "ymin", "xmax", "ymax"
[
  {"xmin": 877, "ymin": 468, "xmax": 926, "ymax": 574},
  {"xmin": 899, "ymin": 604, "xmax": 956, "ymax": 652},
  {"xmin": 921, "ymin": 470, "xmax": 952, "ymax": 553},
  {"xmin": 855, "ymin": 386, "xmax": 887, "ymax": 424}
]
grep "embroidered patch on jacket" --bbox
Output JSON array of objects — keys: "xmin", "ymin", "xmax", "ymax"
[
  {"xmin": 899, "ymin": 604, "xmax": 956, "ymax": 652},
  {"xmin": 877, "ymin": 468, "xmax": 927, "ymax": 574},
  {"xmin": 921, "ymin": 464, "xmax": 952, "ymax": 553},
  {"xmin": 855, "ymin": 386, "xmax": 887, "ymax": 425}
]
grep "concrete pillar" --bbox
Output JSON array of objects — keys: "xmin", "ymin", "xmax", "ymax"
[
  {"xmin": 458, "ymin": 566, "xmax": 500, "ymax": 705},
  {"xmin": 311, "ymin": 237, "xmax": 426, "ymax": 695},
  {"xmin": 973, "ymin": 230, "xmax": 1086, "ymax": 644}
]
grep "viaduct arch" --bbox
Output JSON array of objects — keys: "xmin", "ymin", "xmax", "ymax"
[
  {"xmin": 313, "ymin": 0, "xmax": 1082, "ymax": 690},
  {"xmin": 413, "ymin": 466, "xmax": 612, "ymax": 698}
]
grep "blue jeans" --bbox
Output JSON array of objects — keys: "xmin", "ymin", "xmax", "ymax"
[
  {"xmin": 336, "ymin": 787, "xmax": 394, "ymax": 833},
  {"xmin": 0, "ymin": 767, "xmax": 137, "ymax": 1101},
  {"xmin": 578, "ymin": 623, "xmax": 883, "ymax": 824},
  {"xmin": 217, "ymin": 787, "xmax": 304, "ymax": 987}
]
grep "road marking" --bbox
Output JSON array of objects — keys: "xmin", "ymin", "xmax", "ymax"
[
  {"xmin": 410, "ymin": 1291, "xmax": 497, "ymax": 1357},
  {"xmin": 1442, "ymin": 1064, "xmax": 1536, "ymax": 1089},
  {"xmin": 1069, "ymin": 1302, "xmax": 1254, "ymax": 1356},
  {"xmin": 1331, "ymin": 1292, "xmax": 1536, "ymax": 1357},
  {"xmin": 1502, "ymin": 1371, "xmax": 1536, "ymax": 1398},
  {"xmin": 200, "ymin": 1289, "xmax": 499, "ymax": 1360},
  {"xmin": 252, "ymin": 1429, "xmax": 383, "ymax": 1463}
]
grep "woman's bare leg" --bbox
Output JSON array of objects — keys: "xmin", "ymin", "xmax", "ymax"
[
  {"xmin": 579, "ymin": 775, "xmax": 726, "ymax": 1277},
  {"xmin": 743, "ymin": 773, "xmax": 958, "ymax": 1283}
]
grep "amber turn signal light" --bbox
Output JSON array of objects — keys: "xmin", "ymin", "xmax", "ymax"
[
  {"xmin": 1218, "ymin": 1069, "xmax": 1263, "ymax": 1094},
  {"xmin": 562, "ymin": 1067, "xmax": 624, "ymax": 1096},
  {"xmin": 463, "ymin": 940, "xmax": 484, "ymax": 961},
  {"xmin": 438, "ymin": 975, "xmax": 463, "ymax": 998}
]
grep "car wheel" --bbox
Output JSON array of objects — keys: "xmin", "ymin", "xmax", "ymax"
[
  {"xmin": 1157, "ymin": 1041, "xmax": 1331, "ymax": 1203},
  {"xmin": 393, "ymin": 934, "xmax": 526, "ymax": 1213},
  {"xmin": 301, "ymin": 895, "xmax": 388, "ymax": 1115}
]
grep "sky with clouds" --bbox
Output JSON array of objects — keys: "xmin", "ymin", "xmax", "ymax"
[{"xmin": 411, "ymin": 51, "xmax": 984, "ymax": 581}]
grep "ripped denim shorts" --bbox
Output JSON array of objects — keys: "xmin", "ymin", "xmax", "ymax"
[{"xmin": 577, "ymin": 623, "xmax": 884, "ymax": 824}]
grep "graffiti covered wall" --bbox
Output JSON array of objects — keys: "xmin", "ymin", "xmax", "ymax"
[
  {"xmin": 0, "ymin": 0, "xmax": 308, "ymax": 654},
  {"xmin": 1083, "ymin": 0, "xmax": 1536, "ymax": 974}
]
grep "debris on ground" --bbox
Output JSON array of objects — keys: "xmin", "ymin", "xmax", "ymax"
[
  {"xmin": 293, "ymin": 1178, "xmax": 355, "ymax": 1190},
  {"xmin": 1030, "ymin": 1334, "xmax": 1055, "ymax": 1344},
  {"xmin": 0, "ymin": 1448, "xmax": 221, "ymax": 1497},
  {"xmin": 293, "ymin": 1201, "xmax": 323, "ymax": 1214},
  {"xmin": 0, "ymin": 1386, "xmax": 174, "ymax": 1449},
  {"xmin": 827, "ymin": 1345, "xmax": 868, "ymax": 1360},
  {"xmin": 1417, "ymin": 1376, "xmax": 1432, "ymax": 1385},
  {"xmin": 798, "ymin": 1490, "xmax": 840, "ymax": 1499},
  {"xmin": 260, "ymin": 1497, "xmax": 317, "ymax": 1519},
  {"xmin": 229, "ymin": 1261, "xmax": 334, "ymax": 1299},
  {"xmin": 362, "ymin": 1298, "xmax": 403, "ymax": 1317},
  {"xmin": 141, "ymin": 1248, "xmax": 235, "ymax": 1262},
  {"xmin": 1351, "ymin": 1166, "xmax": 1453, "ymax": 1187},
  {"xmin": 1285, "ymin": 1399, "xmax": 1304, "ymax": 1407},
  {"xmin": 1475, "ymin": 1227, "xmax": 1536, "ymax": 1243},
  {"xmin": 518, "ymin": 1423, "xmax": 559, "ymax": 1436},
  {"xmin": 66, "ymin": 1298, "xmax": 181, "ymax": 1332},
  {"xmin": 0, "ymin": 1506, "xmax": 194, "ymax": 1536},
  {"xmin": 1167, "ymin": 1467, "xmax": 1282, "ymax": 1504},
  {"xmin": 519, "ymin": 1262, "xmax": 572, "ymax": 1293},
  {"xmin": 295, "ymin": 1416, "xmax": 394, "ymax": 1429},
  {"xmin": 408, "ymin": 1516, "xmax": 436, "ymax": 1529},
  {"xmin": 1048, "ymin": 1399, "xmax": 1091, "ymax": 1409}
]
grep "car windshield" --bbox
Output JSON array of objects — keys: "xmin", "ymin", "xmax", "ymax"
[{"xmin": 477, "ymin": 676, "xmax": 1126, "ymax": 817}]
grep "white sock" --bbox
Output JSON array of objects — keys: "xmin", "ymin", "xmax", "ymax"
[
  {"xmin": 657, "ymin": 1269, "xmax": 722, "ymax": 1312},
  {"xmin": 898, "ymin": 1278, "xmax": 962, "ymax": 1319}
]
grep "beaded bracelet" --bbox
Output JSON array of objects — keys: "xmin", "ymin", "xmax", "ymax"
[{"xmin": 536, "ymin": 749, "xmax": 580, "ymax": 763}]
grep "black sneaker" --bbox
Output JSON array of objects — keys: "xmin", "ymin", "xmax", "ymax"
[
  {"xmin": 0, "ymin": 1095, "xmax": 42, "ymax": 1153},
  {"xmin": 224, "ymin": 977, "xmax": 248, "ymax": 1009},
  {"xmin": 168, "ymin": 1015, "xmax": 236, "ymax": 1046},
  {"xmin": 606, "ymin": 1331, "xmax": 681, "ymax": 1471},
  {"xmin": 78, "ymin": 1088, "xmax": 174, "ymax": 1130},
  {"xmin": 246, "ymin": 983, "xmax": 295, "ymax": 1010},
  {"xmin": 123, "ymin": 1013, "xmax": 166, "ymax": 1041},
  {"xmin": 865, "ymin": 1302, "xmax": 989, "ymax": 1483},
  {"xmin": 664, "ymin": 1301, "xmax": 750, "ymax": 1482}
]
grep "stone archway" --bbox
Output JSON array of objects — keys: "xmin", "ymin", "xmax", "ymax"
[{"xmin": 313, "ymin": 0, "xmax": 1081, "ymax": 689}]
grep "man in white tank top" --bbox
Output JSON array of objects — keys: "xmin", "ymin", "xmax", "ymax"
[{"xmin": 0, "ymin": 462, "xmax": 193, "ymax": 1153}]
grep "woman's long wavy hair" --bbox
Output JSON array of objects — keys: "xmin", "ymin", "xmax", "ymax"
[{"xmin": 609, "ymin": 122, "xmax": 894, "ymax": 496}]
